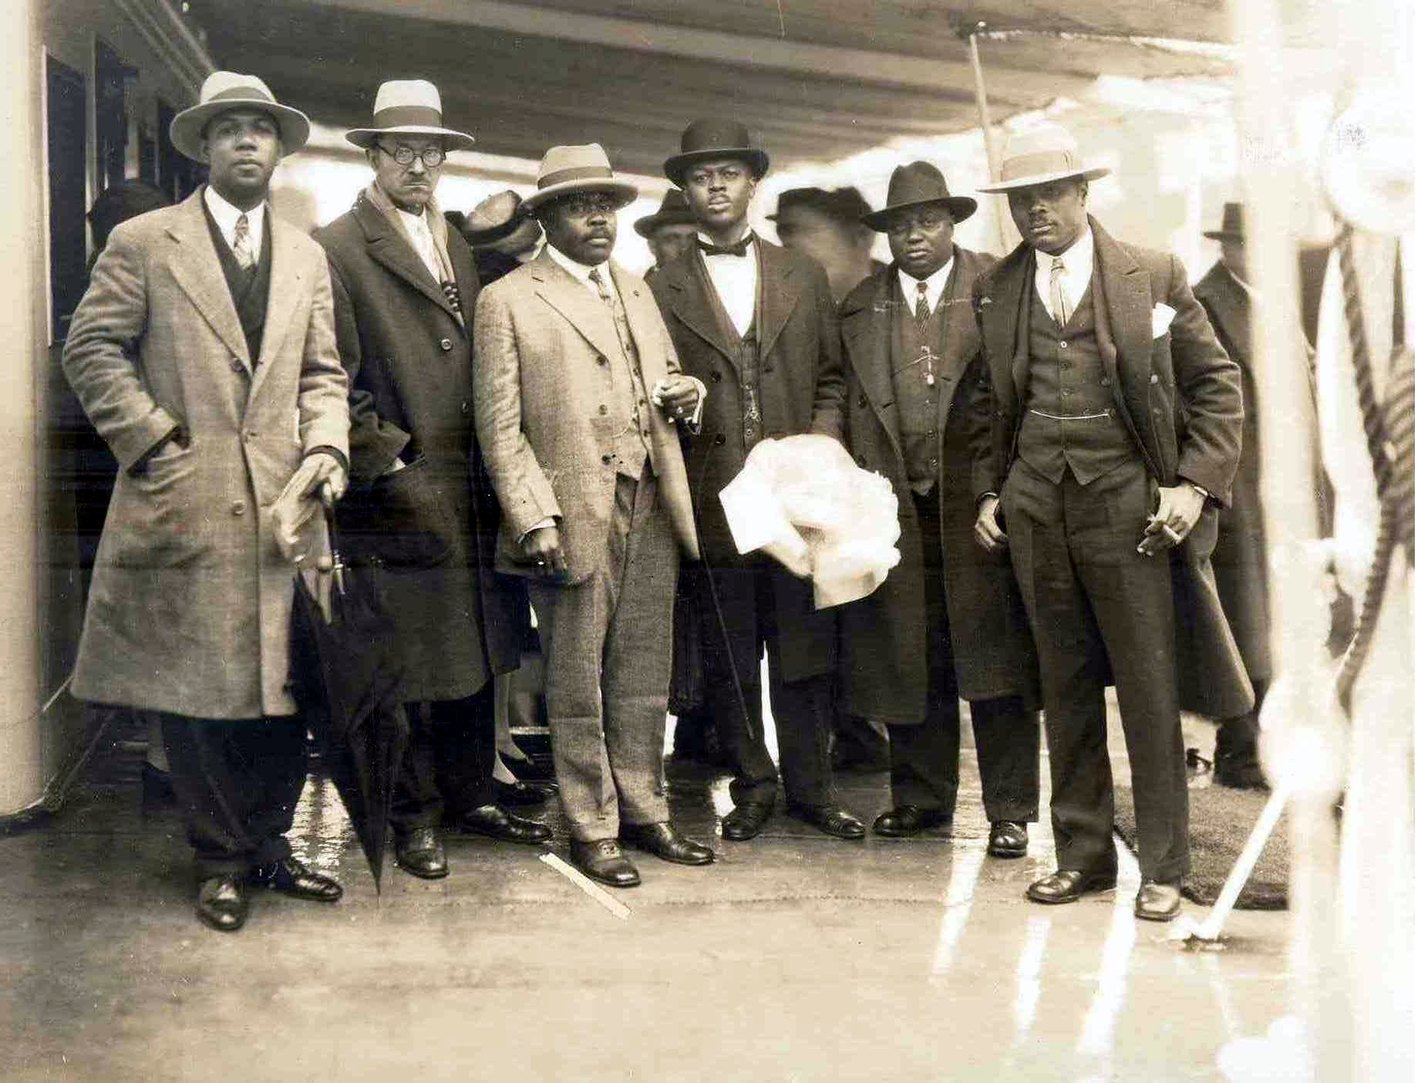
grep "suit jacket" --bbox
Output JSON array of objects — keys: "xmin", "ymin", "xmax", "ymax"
[
  {"xmin": 61, "ymin": 188, "xmax": 349, "ymax": 719},
  {"xmin": 838, "ymin": 251, "xmax": 1039, "ymax": 723},
  {"xmin": 973, "ymin": 217, "xmax": 1251, "ymax": 718},
  {"xmin": 315, "ymin": 194, "xmax": 525, "ymax": 700},
  {"xmin": 473, "ymin": 249, "xmax": 698, "ymax": 584}
]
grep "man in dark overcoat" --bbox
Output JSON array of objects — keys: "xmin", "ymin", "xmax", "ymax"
[
  {"xmin": 838, "ymin": 162, "xmax": 1041, "ymax": 855},
  {"xmin": 972, "ymin": 125, "xmax": 1247, "ymax": 922},
  {"xmin": 650, "ymin": 119, "xmax": 863, "ymax": 841},
  {"xmin": 314, "ymin": 80, "xmax": 545, "ymax": 880}
]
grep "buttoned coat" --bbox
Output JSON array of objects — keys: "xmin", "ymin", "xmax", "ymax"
[
  {"xmin": 973, "ymin": 216, "xmax": 1252, "ymax": 718},
  {"xmin": 61, "ymin": 189, "xmax": 349, "ymax": 719},
  {"xmin": 473, "ymin": 250, "xmax": 699, "ymax": 582},
  {"xmin": 839, "ymin": 251, "xmax": 1040, "ymax": 724},
  {"xmin": 315, "ymin": 194, "xmax": 525, "ymax": 702},
  {"xmin": 650, "ymin": 240, "xmax": 846, "ymax": 681}
]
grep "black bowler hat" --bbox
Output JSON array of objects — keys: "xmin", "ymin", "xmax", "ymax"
[
  {"xmin": 634, "ymin": 189, "xmax": 697, "ymax": 237},
  {"xmin": 861, "ymin": 162, "xmax": 977, "ymax": 231},
  {"xmin": 664, "ymin": 119, "xmax": 770, "ymax": 188},
  {"xmin": 1203, "ymin": 202, "xmax": 1245, "ymax": 241}
]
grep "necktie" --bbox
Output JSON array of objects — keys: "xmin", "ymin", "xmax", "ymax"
[
  {"xmin": 1049, "ymin": 255, "xmax": 1070, "ymax": 326},
  {"xmin": 914, "ymin": 280, "xmax": 930, "ymax": 324},
  {"xmin": 699, "ymin": 233, "xmax": 753, "ymax": 258},
  {"xmin": 232, "ymin": 213, "xmax": 254, "ymax": 270},
  {"xmin": 588, "ymin": 267, "xmax": 632, "ymax": 355},
  {"xmin": 914, "ymin": 281, "xmax": 935, "ymax": 386}
]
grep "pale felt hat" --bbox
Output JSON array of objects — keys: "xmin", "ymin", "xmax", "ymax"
[
  {"xmin": 345, "ymin": 80, "xmax": 476, "ymax": 152},
  {"xmin": 521, "ymin": 144, "xmax": 638, "ymax": 212},
  {"xmin": 976, "ymin": 124, "xmax": 1111, "ymax": 194},
  {"xmin": 169, "ymin": 71, "xmax": 311, "ymax": 162}
]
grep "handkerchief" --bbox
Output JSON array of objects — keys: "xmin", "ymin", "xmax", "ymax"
[{"xmin": 1152, "ymin": 303, "xmax": 1177, "ymax": 338}]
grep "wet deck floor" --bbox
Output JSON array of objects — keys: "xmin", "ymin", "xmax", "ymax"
[{"xmin": 2, "ymin": 711, "xmax": 1292, "ymax": 1082}]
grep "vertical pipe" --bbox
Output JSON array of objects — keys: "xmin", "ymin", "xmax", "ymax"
[{"xmin": 967, "ymin": 29, "xmax": 1012, "ymax": 254}]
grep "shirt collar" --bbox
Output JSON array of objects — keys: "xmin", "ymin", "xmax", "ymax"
[
  {"xmin": 204, "ymin": 184, "xmax": 265, "ymax": 239},
  {"xmin": 897, "ymin": 253, "xmax": 954, "ymax": 305},
  {"xmin": 696, "ymin": 226, "xmax": 755, "ymax": 254},
  {"xmin": 546, "ymin": 242, "xmax": 610, "ymax": 290},
  {"xmin": 1039, "ymin": 225, "xmax": 1094, "ymax": 283},
  {"xmin": 396, "ymin": 205, "xmax": 427, "ymax": 232}
]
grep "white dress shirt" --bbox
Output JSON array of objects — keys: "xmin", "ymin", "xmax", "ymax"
[
  {"xmin": 698, "ymin": 229, "xmax": 757, "ymax": 339},
  {"xmin": 546, "ymin": 242, "xmax": 619, "ymax": 302},
  {"xmin": 897, "ymin": 254, "xmax": 955, "ymax": 316},
  {"xmin": 1033, "ymin": 225, "xmax": 1094, "ymax": 323},
  {"xmin": 204, "ymin": 185, "xmax": 265, "ymax": 265},
  {"xmin": 397, "ymin": 206, "xmax": 442, "ymax": 281}
]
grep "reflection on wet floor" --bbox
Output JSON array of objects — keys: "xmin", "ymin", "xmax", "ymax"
[{"xmin": 0, "ymin": 712, "xmax": 1296, "ymax": 1081}]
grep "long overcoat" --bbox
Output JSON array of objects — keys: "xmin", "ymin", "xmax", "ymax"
[
  {"xmin": 839, "ymin": 251, "xmax": 1040, "ymax": 724},
  {"xmin": 649, "ymin": 240, "xmax": 846, "ymax": 681},
  {"xmin": 315, "ymin": 193, "xmax": 526, "ymax": 702},
  {"xmin": 61, "ymin": 189, "xmax": 350, "ymax": 719},
  {"xmin": 973, "ymin": 217, "xmax": 1253, "ymax": 719}
]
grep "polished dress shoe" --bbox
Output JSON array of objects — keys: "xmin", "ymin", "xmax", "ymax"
[
  {"xmin": 789, "ymin": 803, "xmax": 867, "ymax": 839},
  {"xmin": 250, "ymin": 857, "xmax": 344, "ymax": 902},
  {"xmin": 395, "ymin": 826, "xmax": 449, "ymax": 880},
  {"xmin": 621, "ymin": 822, "xmax": 715, "ymax": 865},
  {"xmin": 987, "ymin": 820, "xmax": 1029, "ymax": 858},
  {"xmin": 492, "ymin": 778, "xmax": 559, "ymax": 807},
  {"xmin": 721, "ymin": 801, "xmax": 773, "ymax": 841},
  {"xmin": 196, "ymin": 876, "xmax": 248, "ymax": 932},
  {"xmin": 453, "ymin": 803, "xmax": 552, "ymax": 844},
  {"xmin": 873, "ymin": 805, "xmax": 951, "ymax": 837},
  {"xmin": 1135, "ymin": 879, "xmax": 1183, "ymax": 922},
  {"xmin": 1025, "ymin": 868, "xmax": 1118, "ymax": 905},
  {"xmin": 569, "ymin": 838, "xmax": 640, "ymax": 888}
]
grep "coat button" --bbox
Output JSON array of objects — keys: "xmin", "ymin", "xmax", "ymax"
[
  {"xmin": 599, "ymin": 404, "xmax": 608, "ymax": 415},
  {"xmin": 857, "ymin": 394, "xmax": 867, "ymax": 407},
  {"xmin": 460, "ymin": 400, "xmax": 470, "ymax": 416},
  {"xmin": 231, "ymin": 500, "xmax": 247, "ymax": 516},
  {"xmin": 1100, "ymin": 377, "xmax": 1111, "ymax": 386},
  {"xmin": 440, "ymin": 338, "xmax": 453, "ymax": 351},
  {"xmin": 230, "ymin": 358, "xmax": 243, "ymax": 373},
  {"xmin": 601, "ymin": 453, "xmax": 612, "ymax": 464},
  {"xmin": 597, "ymin": 355, "xmax": 608, "ymax": 367},
  {"xmin": 1150, "ymin": 373, "xmax": 1159, "ymax": 384},
  {"xmin": 713, "ymin": 433, "xmax": 726, "ymax": 446},
  {"xmin": 711, "ymin": 371, "xmax": 722, "ymax": 382}
]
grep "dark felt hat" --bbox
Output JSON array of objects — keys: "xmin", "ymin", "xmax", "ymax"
[
  {"xmin": 1203, "ymin": 202, "xmax": 1246, "ymax": 241},
  {"xmin": 634, "ymin": 189, "xmax": 696, "ymax": 237},
  {"xmin": 861, "ymin": 162, "xmax": 977, "ymax": 231},
  {"xmin": 664, "ymin": 119, "xmax": 769, "ymax": 188}
]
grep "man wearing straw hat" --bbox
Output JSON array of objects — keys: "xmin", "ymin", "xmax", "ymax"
[
  {"xmin": 474, "ymin": 143, "xmax": 714, "ymax": 888},
  {"xmin": 315, "ymin": 80, "xmax": 546, "ymax": 882},
  {"xmin": 62, "ymin": 72, "xmax": 350, "ymax": 932},
  {"xmin": 634, "ymin": 188, "xmax": 698, "ymax": 283},
  {"xmin": 971, "ymin": 124, "xmax": 1246, "ymax": 921},
  {"xmin": 837, "ymin": 161, "xmax": 1042, "ymax": 854}
]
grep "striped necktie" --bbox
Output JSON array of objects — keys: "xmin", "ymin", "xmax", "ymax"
[
  {"xmin": 1049, "ymin": 255, "xmax": 1070, "ymax": 326},
  {"xmin": 232, "ymin": 213, "xmax": 255, "ymax": 270}
]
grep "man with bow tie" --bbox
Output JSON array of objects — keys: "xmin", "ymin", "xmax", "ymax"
[
  {"xmin": 649, "ymin": 119, "xmax": 864, "ymax": 843},
  {"xmin": 971, "ymin": 125, "xmax": 1246, "ymax": 922}
]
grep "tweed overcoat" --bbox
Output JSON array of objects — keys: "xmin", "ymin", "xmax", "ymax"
[
  {"xmin": 839, "ymin": 251, "xmax": 1040, "ymax": 724},
  {"xmin": 61, "ymin": 189, "xmax": 350, "ymax": 719},
  {"xmin": 973, "ymin": 217, "xmax": 1253, "ymax": 718},
  {"xmin": 650, "ymin": 240, "xmax": 846, "ymax": 681},
  {"xmin": 314, "ymin": 195, "xmax": 526, "ymax": 701},
  {"xmin": 473, "ymin": 250, "xmax": 699, "ymax": 581}
]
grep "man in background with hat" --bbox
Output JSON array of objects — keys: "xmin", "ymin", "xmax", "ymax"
[
  {"xmin": 771, "ymin": 186, "xmax": 886, "ymax": 305},
  {"xmin": 314, "ymin": 79, "xmax": 546, "ymax": 882},
  {"xmin": 62, "ymin": 72, "xmax": 350, "ymax": 932},
  {"xmin": 650, "ymin": 119, "xmax": 863, "ymax": 843},
  {"xmin": 462, "ymin": 189, "xmax": 544, "ymax": 287},
  {"xmin": 971, "ymin": 124, "xmax": 1246, "ymax": 921},
  {"xmin": 837, "ymin": 161, "xmax": 1042, "ymax": 853},
  {"xmin": 635, "ymin": 189, "xmax": 698, "ymax": 283},
  {"xmin": 475, "ymin": 143, "xmax": 715, "ymax": 888}
]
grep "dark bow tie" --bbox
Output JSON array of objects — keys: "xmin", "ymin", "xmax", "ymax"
[{"xmin": 699, "ymin": 233, "xmax": 754, "ymax": 258}]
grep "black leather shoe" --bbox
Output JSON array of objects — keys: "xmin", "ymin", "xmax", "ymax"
[
  {"xmin": 873, "ymin": 805, "xmax": 951, "ymax": 837},
  {"xmin": 492, "ymin": 778, "xmax": 559, "ymax": 807},
  {"xmin": 1026, "ymin": 868, "xmax": 1118, "ymax": 905},
  {"xmin": 141, "ymin": 762, "xmax": 177, "ymax": 808},
  {"xmin": 987, "ymin": 820, "xmax": 1029, "ymax": 858},
  {"xmin": 621, "ymin": 822, "xmax": 715, "ymax": 865},
  {"xmin": 453, "ymin": 803, "xmax": 552, "ymax": 844},
  {"xmin": 721, "ymin": 801, "xmax": 773, "ymax": 841},
  {"xmin": 395, "ymin": 826, "xmax": 449, "ymax": 880},
  {"xmin": 569, "ymin": 839, "xmax": 641, "ymax": 888},
  {"xmin": 789, "ymin": 803, "xmax": 867, "ymax": 839},
  {"xmin": 1214, "ymin": 758, "xmax": 1269, "ymax": 791},
  {"xmin": 196, "ymin": 876, "xmax": 248, "ymax": 932},
  {"xmin": 1135, "ymin": 879, "xmax": 1183, "ymax": 922},
  {"xmin": 251, "ymin": 857, "xmax": 343, "ymax": 902}
]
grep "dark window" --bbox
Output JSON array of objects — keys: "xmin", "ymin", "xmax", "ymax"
[{"xmin": 46, "ymin": 55, "xmax": 86, "ymax": 343}]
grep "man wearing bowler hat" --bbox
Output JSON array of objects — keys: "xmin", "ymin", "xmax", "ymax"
[
  {"xmin": 971, "ymin": 125, "xmax": 1247, "ymax": 921},
  {"xmin": 314, "ymin": 79, "xmax": 546, "ymax": 881},
  {"xmin": 475, "ymin": 143, "xmax": 715, "ymax": 888},
  {"xmin": 837, "ymin": 161, "xmax": 1042, "ymax": 853},
  {"xmin": 650, "ymin": 118, "xmax": 863, "ymax": 842},
  {"xmin": 635, "ymin": 189, "xmax": 698, "ymax": 283},
  {"xmin": 62, "ymin": 72, "xmax": 350, "ymax": 931}
]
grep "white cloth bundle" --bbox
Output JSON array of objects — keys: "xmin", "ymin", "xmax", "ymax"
[{"xmin": 717, "ymin": 434, "xmax": 902, "ymax": 608}]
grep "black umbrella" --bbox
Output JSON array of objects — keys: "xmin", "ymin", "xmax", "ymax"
[{"xmin": 288, "ymin": 502, "xmax": 409, "ymax": 893}]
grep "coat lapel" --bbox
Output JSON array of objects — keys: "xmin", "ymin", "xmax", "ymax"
[
  {"xmin": 1092, "ymin": 217, "xmax": 1153, "ymax": 398},
  {"xmin": 529, "ymin": 250, "xmax": 622, "ymax": 363},
  {"xmin": 935, "ymin": 251, "xmax": 977, "ymax": 387},
  {"xmin": 840, "ymin": 267, "xmax": 901, "ymax": 457},
  {"xmin": 975, "ymin": 244, "xmax": 1031, "ymax": 416},
  {"xmin": 663, "ymin": 253, "xmax": 738, "ymax": 366},
  {"xmin": 612, "ymin": 263, "xmax": 665, "ymax": 381},
  {"xmin": 166, "ymin": 191, "xmax": 249, "ymax": 366},
  {"xmin": 358, "ymin": 197, "xmax": 463, "ymax": 325},
  {"xmin": 249, "ymin": 217, "xmax": 301, "ymax": 402},
  {"xmin": 756, "ymin": 240, "xmax": 804, "ymax": 362}
]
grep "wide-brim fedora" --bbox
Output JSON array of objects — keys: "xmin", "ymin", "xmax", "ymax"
[
  {"xmin": 634, "ymin": 189, "xmax": 696, "ymax": 237},
  {"xmin": 861, "ymin": 162, "xmax": 977, "ymax": 230},
  {"xmin": 664, "ymin": 119, "xmax": 769, "ymax": 188},
  {"xmin": 976, "ymin": 123, "xmax": 1110, "ymax": 193},
  {"xmin": 521, "ymin": 143, "xmax": 638, "ymax": 212},
  {"xmin": 346, "ymin": 79, "xmax": 476, "ymax": 152},
  {"xmin": 1203, "ymin": 201, "xmax": 1245, "ymax": 241},
  {"xmin": 169, "ymin": 71, "xmax": 311, "ymax": 162}
]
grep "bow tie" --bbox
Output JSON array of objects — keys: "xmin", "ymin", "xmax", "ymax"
[{"xmin": 699, "ymin": 234, "xmax": 754, "ymax": 258}]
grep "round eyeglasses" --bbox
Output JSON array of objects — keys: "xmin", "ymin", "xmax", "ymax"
[{"xmin": 378, "ymin": 143, "xmax": 445, "ymax": 169}]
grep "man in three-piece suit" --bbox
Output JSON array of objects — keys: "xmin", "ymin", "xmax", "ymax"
[
  {"xmin": 62, "ymin": 73, "xmax": 350, "ymax": 932},
  {"xmin": 971, "ymin": 125, "xmax": 1247, "ymax": 922},
  {"xmin": 650, "ymin": 119, "xmax": 865, "ymax": 842},
  {"xmin": 838, "ymin": 162, "xmax": 1041, "ymax": 854},
  {"xmin": 314, "ymin": 80, "xmax": 546, "ymax": 881},
  {"xmin": 474, "ymin": 143, "xmax": 715, "ymax": 888}
]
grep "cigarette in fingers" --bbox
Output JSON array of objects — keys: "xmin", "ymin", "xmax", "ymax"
[{"xmin": 1162, "ymin": 523, "xmax": 1183, "ymax": 544}]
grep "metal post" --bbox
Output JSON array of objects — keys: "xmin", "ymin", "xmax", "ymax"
[{"xmin": 965, "ymin": 25, "xmax": 1012, "ymax": 253}]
